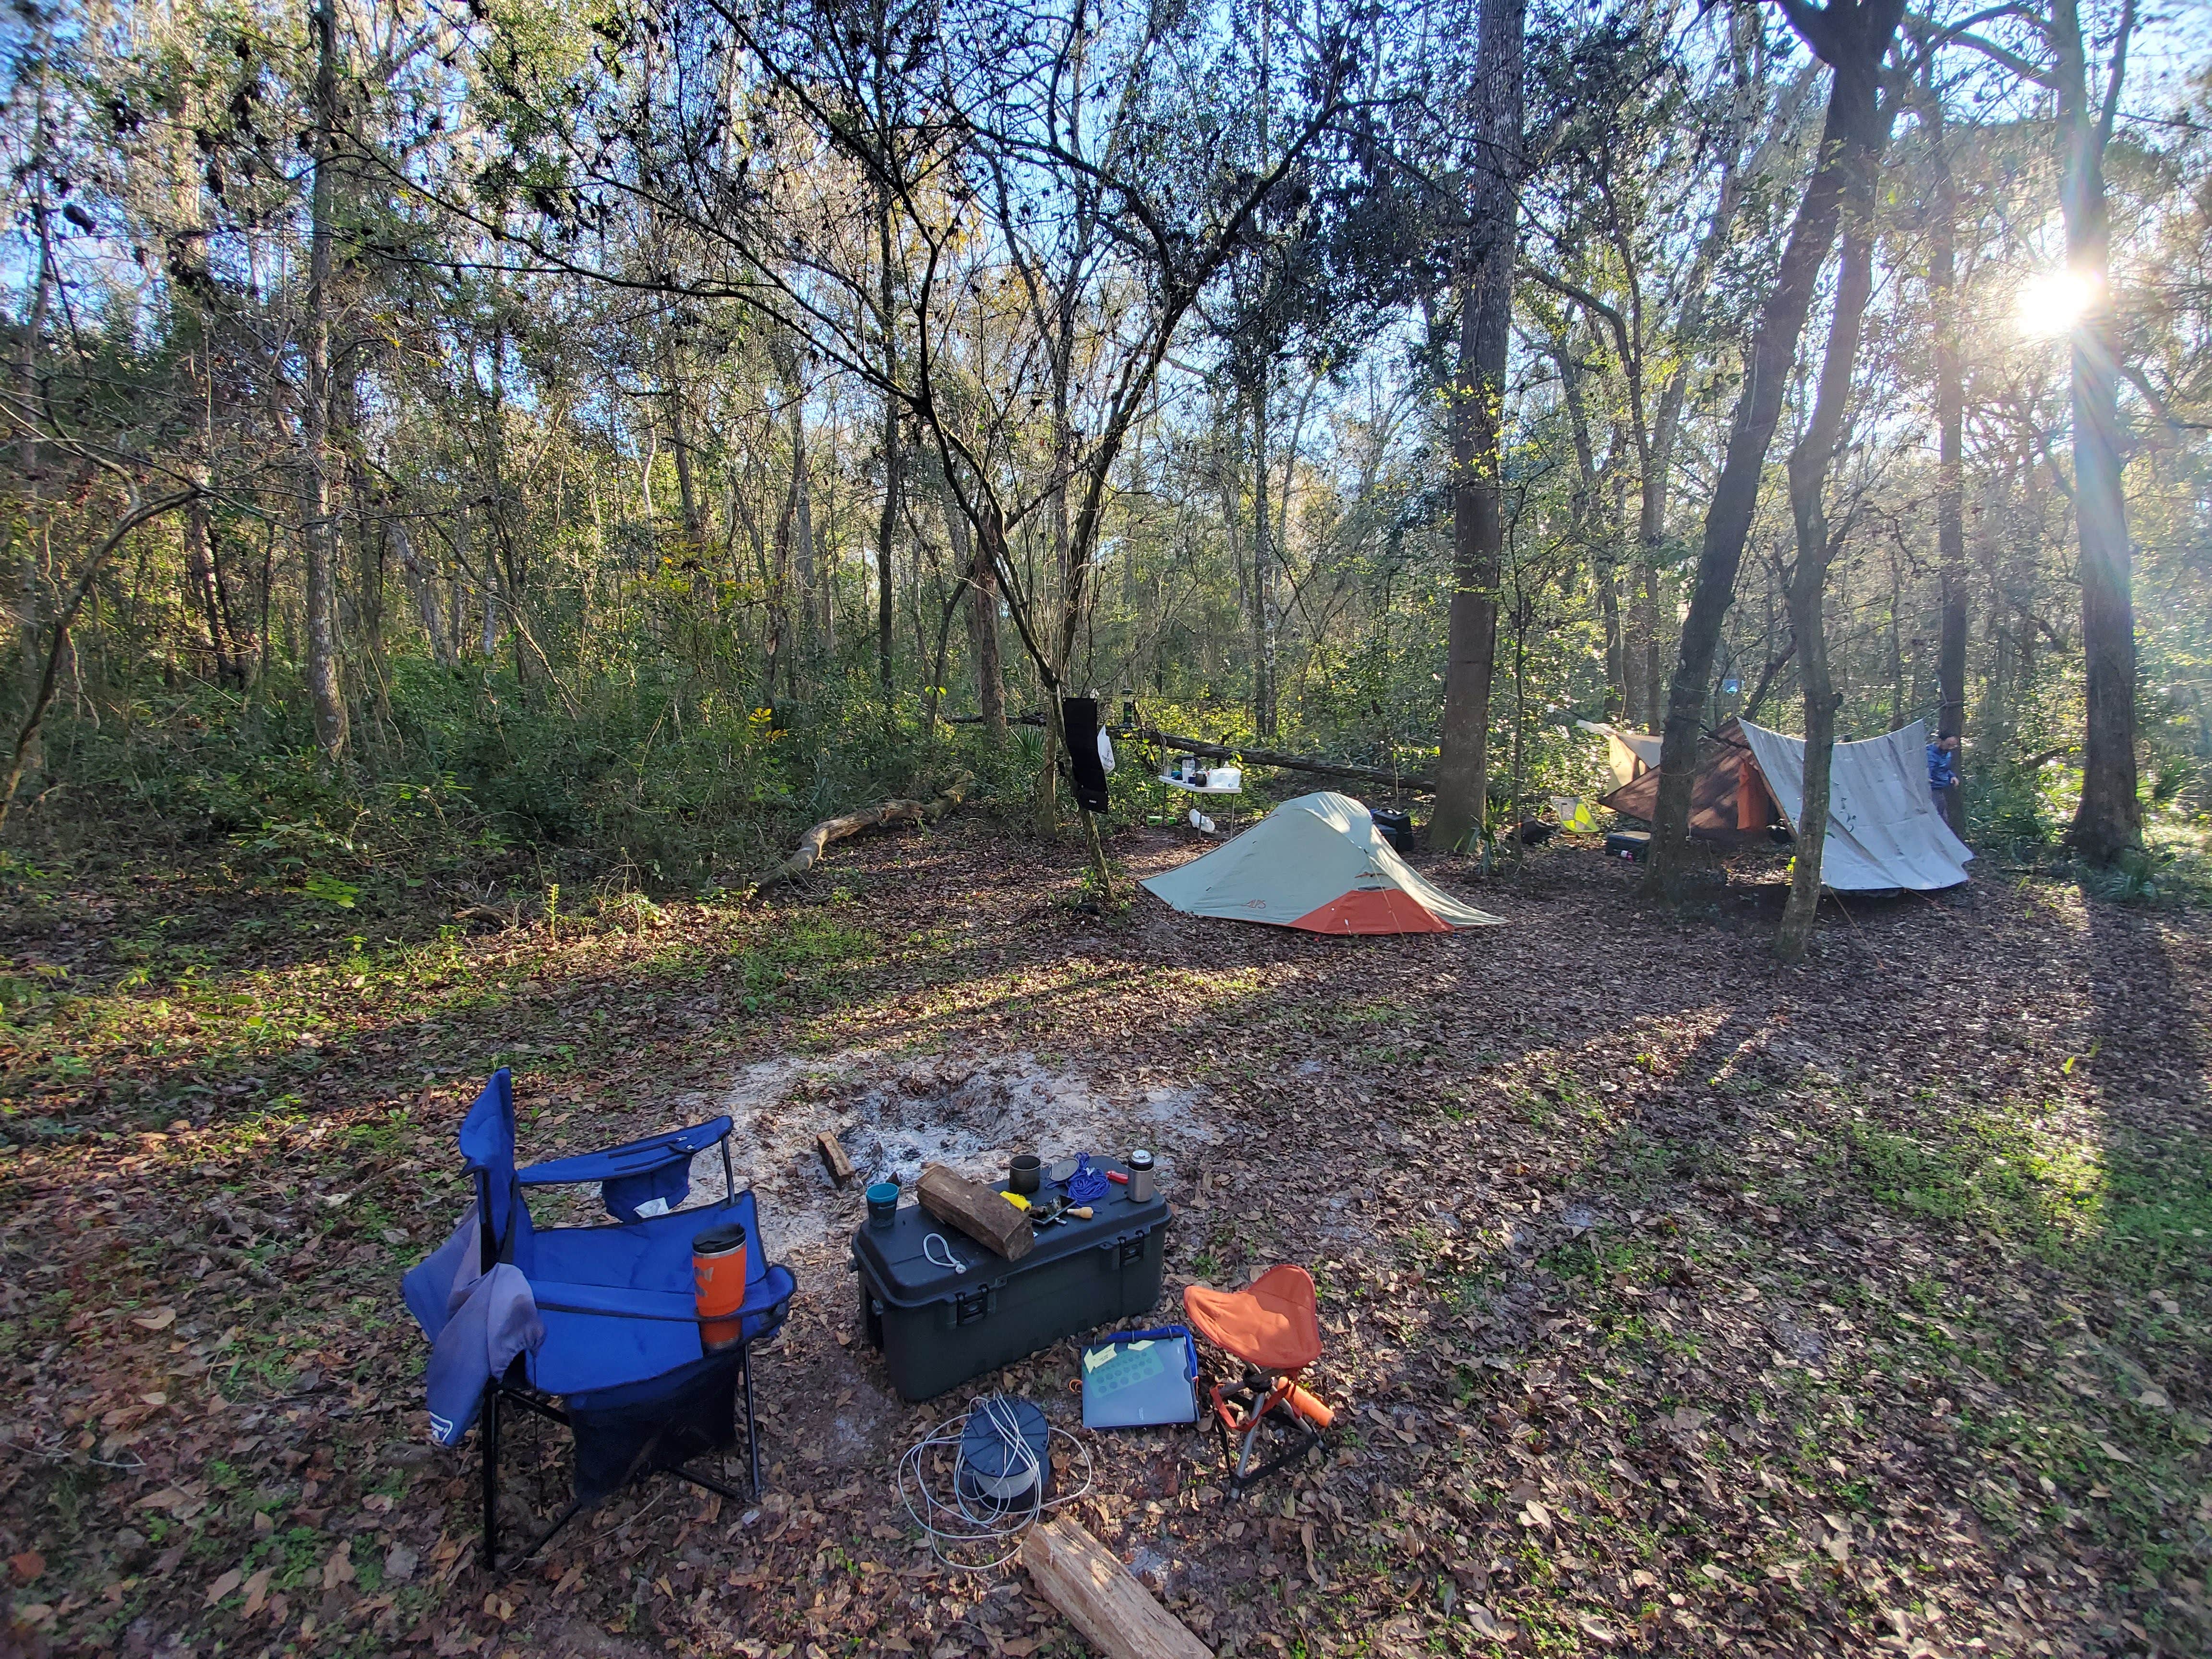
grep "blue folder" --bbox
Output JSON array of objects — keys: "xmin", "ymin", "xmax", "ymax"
[{"xmin": 1081, "ymin": 1325, "xmax": 1199, "ymax": 1428}]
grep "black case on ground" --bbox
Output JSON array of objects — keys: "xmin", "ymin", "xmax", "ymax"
[
  {"xmin": 1369, "ymin": 806, "xmax": 1415, "ymax": 852},
  {"xmin": 850, "ymin": 1164, "xmax": 1171, "ymax": 1401}
]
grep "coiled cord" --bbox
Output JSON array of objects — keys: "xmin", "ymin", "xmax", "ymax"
[{"xmin": 895, "ymin": 1396, "xmax": 1094, "ymax": 1572}]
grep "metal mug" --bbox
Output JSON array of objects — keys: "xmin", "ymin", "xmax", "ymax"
[{"xmin": 1126, "ymin": 1148, "xmax": 1155, "ymax": 1203}]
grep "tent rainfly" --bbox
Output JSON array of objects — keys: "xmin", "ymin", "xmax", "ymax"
[
  {"xmin": 1597, "ymin": 717, "xmax": 1973, "ymax": 892},
  {"xmin": 1576, "ymin": 720, "xmax": 1663, "ymax": 790},
  {"xmin": 1141, "ymin": 792, "xmax": 1504, "ymax": 934}
]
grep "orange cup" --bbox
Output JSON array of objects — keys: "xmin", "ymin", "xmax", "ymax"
[{"xmin": 692, "ymin": 1221, "xmax": 749, "ymax": 1351}]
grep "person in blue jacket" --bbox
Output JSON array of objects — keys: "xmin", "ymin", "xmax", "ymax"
[{"xmin": 1927, "ymin": 733, "xmax": 1962, "ymax": 831}]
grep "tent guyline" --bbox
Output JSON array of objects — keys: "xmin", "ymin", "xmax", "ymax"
[{"xmin": 944, "ymin": 714, "xmax": 1434, "ymax": 795}]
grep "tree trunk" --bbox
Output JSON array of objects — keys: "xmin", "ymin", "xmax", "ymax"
[
  {"xmin": 301, "ymin": 0, "xmax": 349, "ymax": 763},
  {"xmin": 1250, "ymin": 379, "xmax": 1276, "ymax": 737},
  {"xmin": 395, "ymin": 516, "xmax": 454, "ymax": 667},
  {"xmin": 947, "ymin": 483, "xmax": 1005, "ymax": 743},
  {"xmin": 786, "ymin": 402, "xmax": 822, "ymax": 664},
  {"xmin": 1646, "ymin": 0, "xmax": 1904, "ymax": 898},
  {"xmin": 1776, "ymin": 133, "xmax": 1887, "ymax": 960},
  {"xmin": 1429, "ymin": 0, "xmax": 1524, "ymax": 854},
  {"xmin": 1634, "ymin": 564, "xmax": 1660, "ymax": 727},
  {"xmin": 876, "ymin": 191, "xmax": 901, "ymax": 695},
  {"xmin": 1557, "ymin": 340, "xmax": 1626, "ymax": 721},
  {"xmin": 664, "ymin": 330, "xmax": 706, "ymax": 548},
  {"xmin": 1923, "ymin": 72, "xmax": 1969, "ymax": 764},
  {"xmin": 182, "ymin": 490, "xmax": 233, "ymax": 685},
  {"xmin": 1597, "ymin": 554, "xmax": 1624, "ymax": 721},
  {"xmin": 2054, "ymin": 0, "xmax": 2140, "ymax": 862},
  {"xmin": 14, "ymin": 192, "xmax": 51, "ymax": 701}
]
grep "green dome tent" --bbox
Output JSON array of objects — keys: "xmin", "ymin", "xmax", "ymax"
[{"xmin": 1141, "ymin": 792, "xmax": 1504, "ymax": 935}]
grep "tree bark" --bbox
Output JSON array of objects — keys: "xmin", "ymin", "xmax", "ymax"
[
  {"xmin": 394, "ymin": 515, "xmax": 454, "ymax": 668},
  {"xmin": 302, "ymin": 0, "xmax": 349, "ymax": 762},
  {"xmin": 1634, "ymin": 564, "xmax": 1660, "ymax": 727},
  {"xmin": 1554, "ymin": 337, "xmax": 1627, "ymax": 721},
  {"xmin": 14, "ymin": 173, "xmax": 51, "ymax": 700},
  {"xmin": 664, "ymin": 327, "xmax": 706, "ymax": 549},
  {"xmin": 946, "ymin": 483, "xmax": 1004, "ymax": 743},
  {"xmin": 1646, "ymin": 0, "xmax": 1905, "ymax": 898},
  {"xmin": 2054, "ymin": 0, "xmax": 2141, "ymax": 862},
  {"xmin": 1921, "ymin": 67, "xmax": 1969, "ymax": 758},
  {"xmin": 783, "ymin": 398, "xmax": 822, "ymax": 665},
  {"xmin": 1250, "ymin": 380, "xmax": 1276, "ymax": 737},
  {"xmin": 876, "ymin": 188, "xmax": 901, "ymax": 695},
  {"xmin": 1777, "ymin": 126, "xmax": 1887, "ymax": 961},
  {"xmin": 182, "ymin": 489, "xmax": 235, "ymax": 686},
  {"xmin": 1430, "ymin": 0, "xmax": 1524, "ymax": 854}
]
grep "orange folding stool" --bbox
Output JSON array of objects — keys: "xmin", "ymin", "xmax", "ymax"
[{"xmin": 1183, "ymin": 1264, "xmax": 1335, "ymax": 1490}]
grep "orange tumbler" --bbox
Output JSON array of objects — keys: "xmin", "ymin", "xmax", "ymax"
[{"xmin": 692, "ymin": 1221, "xmax": 749, "ymax": 1351}]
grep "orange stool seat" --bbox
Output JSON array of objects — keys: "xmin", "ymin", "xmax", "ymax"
[{"xmin": 1183, "ymin": 1264, "xmax": 1322, "ymax": 1373}]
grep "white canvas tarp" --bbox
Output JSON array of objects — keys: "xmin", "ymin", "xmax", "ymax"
[
  {"xmin": 1141, "ymin": 791, "xmax": 1504, "ymax": 934},
  {"xmin": 1738, "ymin": 719, "xmax": 1973, "ymax": 891},
  {"xmin": 1577, "ymin": 720, "xmax": 1663, "ymax": 788}
]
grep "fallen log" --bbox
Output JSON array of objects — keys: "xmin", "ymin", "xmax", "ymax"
[
  {"xmin": 1021, "ymin": 1517, "xmax": 1212, "ymax": 1659},
  {"xmin": 815, "ymin": 1131, "xmax": 856, "ymax": 1188},
  {"xmin": 753, "ymin": 773, "xmax": 973, "ymax": 892},
  {"xmin": 943, "ymin": 715, "xmax": 1431, "ymax": 794}
]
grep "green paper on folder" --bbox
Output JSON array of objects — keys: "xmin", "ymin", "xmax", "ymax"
[{"xmin": 1081, "ymin": 1326, "xmax": 1199, "ymax": 1429}]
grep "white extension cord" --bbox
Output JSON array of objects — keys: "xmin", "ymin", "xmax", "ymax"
[{"xmin": 895, "ymin": 1396, "xmax": 1094, "ymax": 1572}]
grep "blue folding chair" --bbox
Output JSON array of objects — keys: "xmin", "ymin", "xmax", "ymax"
[{"xmin": 427, "ymin": 1069, "xmax": 795, "ymax": 1569}]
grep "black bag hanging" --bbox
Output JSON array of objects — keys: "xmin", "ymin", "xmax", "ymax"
[{"xmin": 1060, "ymin": 697, "xmax": 1111, "ymax": 814}]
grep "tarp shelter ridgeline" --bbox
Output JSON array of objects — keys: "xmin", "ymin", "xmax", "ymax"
[
  {"xmin": 1598, "ymin": 718, "xmax": 1973, "ymax": 892},
  {"xmin": 1141, "ymin": 792, "xmax": 1504, "ymax": 934}
]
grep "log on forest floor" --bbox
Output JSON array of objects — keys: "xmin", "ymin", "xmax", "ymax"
[
  {"xmin": 752, "ymin": 773, "xmax": 974, "ymax": 893},
  {"xmin": 1021, "ymin": 1517, "xmax": 1212, "ymax": 1659}
]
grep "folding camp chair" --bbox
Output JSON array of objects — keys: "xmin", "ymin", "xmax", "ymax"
[
  {"xmin": 1184, "ymin": 1264, "xmax": 1334, "ymax": 1491},
  {"xmin": 416, "ymin": 1069, "xmax": 795, "ymax": 1570}
]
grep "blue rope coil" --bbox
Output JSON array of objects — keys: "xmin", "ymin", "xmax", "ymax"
[{"xmin": 1061, "ymin": 1154, "xmax": 1111, "ymax": 1205}]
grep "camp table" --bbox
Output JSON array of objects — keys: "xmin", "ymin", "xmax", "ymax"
[{"xmin": 1156, "ymin": 763, "xmax": 1243, "ymax": 834}]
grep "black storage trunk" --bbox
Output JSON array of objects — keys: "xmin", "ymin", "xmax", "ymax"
[
  {"xmin": 1369, "ymin": 807, "xmax": 1415, "ymax": 853},
  {"xmin": 851, "ymin": 1166, "xmax": 1171, "ymax": 1402}
]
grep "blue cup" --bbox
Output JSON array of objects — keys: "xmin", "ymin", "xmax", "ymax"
[{"xmin": 866, "ymin": 1181, "xmax": 900, "ymax": 1230}]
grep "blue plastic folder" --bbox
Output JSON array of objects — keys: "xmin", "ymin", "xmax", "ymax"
[{"xmin": 1080, "ymin": 1325, "xmax": 1200, "ymax": 1428}]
